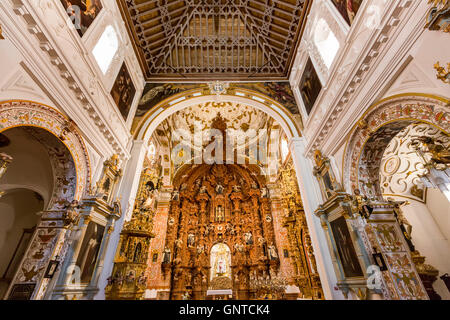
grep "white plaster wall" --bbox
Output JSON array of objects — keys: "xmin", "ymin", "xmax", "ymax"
[
  {"xmin": 427, "ymin": 188, "xmax": 450, "ymax": 243},
  {"xmin": 0, "ymin": 38, "xmax": 52, "ymax": 105},
  {"xmin": 384, "ymin": 30, "xmax": 450, "ymax": 99}
]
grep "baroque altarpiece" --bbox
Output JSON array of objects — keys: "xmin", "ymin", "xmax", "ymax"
[{"xmin": 163, "ymin": 163, "xmax": 280, "ymax": 300}]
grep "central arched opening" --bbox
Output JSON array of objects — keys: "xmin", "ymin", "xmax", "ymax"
[{"xmin": 116, "ymin": 91, "xmax": 326, "ymax": 301}]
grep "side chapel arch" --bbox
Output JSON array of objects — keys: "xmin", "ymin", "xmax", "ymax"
[
  {"xmin": 0, "ymin": 100, "xmax": 92, "ymax": 299},
  {"xmin": 343, "ymin": 94, "xmax": 449, "ymax": 197},
  {"xmin": 0, "ymin": 100, "xmax": 92, "ymax": 199}
]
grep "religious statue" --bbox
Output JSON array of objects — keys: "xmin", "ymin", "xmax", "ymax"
[
  {"xmin": 163, "ymin": 247, "xmax": 171, "ymax": 264},
  {"xmin": 234, "ymin": 242, "xmax": 244, "ymax": 253},
  {"xmin": 352, "ymin": 189, "xmax": 372, "ymax": 219},
  {"xmin": 137, "ymin": 272, "xmax": 147, "ymax": 287},
  {"xmin": 197, "ymin": 244, "xmax": 205, "ymax": 255},
  {"xmin": 412, "ymin": 136, "xmax": 450, "ymax": 166},
  {"xmin": 268, "ymin": 244, "xmax": 278, "ymax": 260},
  {"xmin": 180, "ymin": 183, "xmax": 188, "ymax": 191},
  {"xmin": 187, "ymin": 233, "xmax": 195, "ymax": 247},
  {"xmin": 199, "ymin": 185, "xmax": 207, "ymax": 194},
  {"xmin": 251, "ymin": 181, "xmax": 258, "ymax": 189},
  {"xmin": 244, "ymin": 231, "xmax": 254, "ymax": 245},
  {"xmin": 215, "ymin": 205, "xmax": 225, "ymax": 222},
  {"xmin": 225, "ymin": 222, "xmax": 234, "ymax": 234},
  {"xmin": 63, "ymin": 200, "xmax": 82, "ymax": 225},
  {"xmin": 215, "ymin": 183, "xmax": 224, "ymax": 194},
  {"xmin": 182, "ymin": 291, "xmax": 191, "ymax": 300},
  {"xmin": 389, "ymin": 199, "xmax": 415, "ymax": 252},
  {"xmin": 175, "ymin": 238, "xmax": 183, "ymax": 249},
  {"xmin": 261, "ymin": 187, "xmax": 269, "ymax": 198},
  {"xmin": 232, "ymin": 185, "xmax": 241, "ymax": 193},
  {"xmin": 172, "ymin": 191, "xmax": 179, "ymax": 200}
]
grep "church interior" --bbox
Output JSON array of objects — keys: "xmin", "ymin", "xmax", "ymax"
[{"xmin": 0, "ymin": 0, "xmax": 449, "ymax": 301}]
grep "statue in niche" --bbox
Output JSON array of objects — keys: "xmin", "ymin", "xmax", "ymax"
[
  {"xmin": 215, "ymin": 183, "xmax": 224, "ymax": 194},
  {"xmin": 172, "ymin": 191, "xmax": 179, "ymax": 200},
  {"xmin": 232, "ymin": 185, "xmax": 241, "ymax": 193},
  {"xmin": 187, "ymin": 233, "xmax": 195, "ymax": 247},
  {"xmin": 180, "ymin": 183, "xmax": 187, "ymax": 191},
  {"xmin": 251, "ymin": 181, "xmax": 258, "ymax": 189},
  {"xmin": 234, "ymin": 242, "xmax": 244, "ymax": 253},
  {"xmin": 195, "ymin": 178, "xmax": 202, "ymax": 188},
  {"xmin": 244, "ymin": 231, "xmax": 253, "ymax": 245},
  {"xmin": 261, "ymin": 187, "xmax": 269, "ymax": 198},
  {"xmin": 268, "ymin": 244, "xmax": 278, "ymax": 260},
  {"xmin": 215, "ymin": 205, "xmax": 225, "ymax": 222},
  {"xmin": 225, "ymin": 222, "xmax": 234, "ymax": 234},
  {"xmin": 163, "ymin": 247, "xmax": 171, "ymax": 264},
  {"xmin": 175, "ymin": 238, "xmax": 183, "ymax": 249},
  {"xmin": 389, "ymin": 199, "xmax": 415, "ymax": 252},
  {"xmin": 199, "ymin": 186, "xmax": 207, "ymax": 194},
  {"xmin": 197, "ymin": 244, "xmax": 205, "ymax": 255}
]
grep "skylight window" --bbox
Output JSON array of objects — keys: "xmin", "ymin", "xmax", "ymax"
[
  {"xmin": 92, "ymin": 25, "xmax": 119, "ymax": 74},
  {"xmin": 314, "ymin": 19, "xmax": 340, "ymax": 69}
]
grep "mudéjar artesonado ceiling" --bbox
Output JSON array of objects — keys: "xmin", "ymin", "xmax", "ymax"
[{"xmin": 117, "ymin": 0, "xmax": 311, "ymax": 81}]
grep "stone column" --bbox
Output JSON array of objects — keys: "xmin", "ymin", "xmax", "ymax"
[
  {"xmin": 289, "ymin": 137, "xmax": 343, "ymax": 300},
  {"xmin": 94, "ymin": 140, "xmax": 148, "ymax": 299}
]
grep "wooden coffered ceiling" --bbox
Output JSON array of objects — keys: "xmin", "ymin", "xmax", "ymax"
[{"xmin": 118, "ymin": 0, "xmax": 311, "ymax": 81}]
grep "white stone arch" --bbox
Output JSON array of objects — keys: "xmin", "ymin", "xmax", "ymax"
[{"xmin": 135, "ymin": 90, "xmax": 302, "ymax": 143}]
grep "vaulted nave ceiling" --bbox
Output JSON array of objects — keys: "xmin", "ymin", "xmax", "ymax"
[{"xmin": 118, "ymin": 0, "xmax": 310, "ymax": 80}]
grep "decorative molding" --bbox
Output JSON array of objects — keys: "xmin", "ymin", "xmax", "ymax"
[
  {"xmin": 2, "ymin": 0, "xmax": 143, "ymax": 159},
  {"xmin": 298, "ymin": 0, "xmax": 416, "ymax": 157}
]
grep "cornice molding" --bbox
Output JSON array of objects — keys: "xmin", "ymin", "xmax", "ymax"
[
  {"xmin": 1, "ymin": 0, "xmax": 143, "ymax": 159},
  {"xmin": 299, "ymin": 0, "xmax": 417, "ymax": 158}
]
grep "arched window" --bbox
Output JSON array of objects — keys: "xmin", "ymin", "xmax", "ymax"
[
  {"xmin": 92, "ymin": 25, "xmax": 119, "ymax": 74},
  {"xmin": 313, "ymin": 18, "xmax": 340, "ymax": 69}
]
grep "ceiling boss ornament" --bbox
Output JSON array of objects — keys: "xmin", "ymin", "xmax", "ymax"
[{"xmin": 208, "ymin": 81, "xmax": 230, "ymax": 95}]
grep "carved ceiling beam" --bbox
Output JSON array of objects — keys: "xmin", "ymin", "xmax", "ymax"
[
  {"xmin": 237, "ymin": 6, "xmax": 282, "ymax": 70},
  {"xmin": 141, "ymin": 15, "xmax": 185, "ymax": 36},
  {"xmin": 150, "ymin": 2, "xmax": 203, "ymax": 69}
]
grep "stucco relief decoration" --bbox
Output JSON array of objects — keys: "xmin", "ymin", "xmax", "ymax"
[
  {"xmin": 384, "ymin": 252, "xmax": 428, "ymax": 300},
  {"xmin": 380, "ymin": 123, "xmax": 448, "ymax": 202},
  {"xmin": 343, "ymin": 95, "xmax": 449, "ymax": 195}
]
